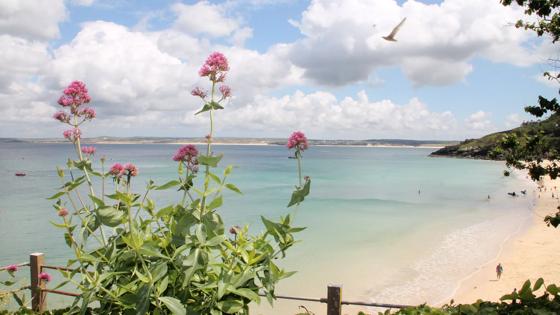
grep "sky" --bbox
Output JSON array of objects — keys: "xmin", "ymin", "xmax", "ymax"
[{"xmin": 0, "ymin": 0, "xmax": 558, "ymax": 140}]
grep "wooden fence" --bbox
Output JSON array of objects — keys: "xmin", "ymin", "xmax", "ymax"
[{"xmin": 1, "ymin": 253, "xmax": 411, "ymax": 314}]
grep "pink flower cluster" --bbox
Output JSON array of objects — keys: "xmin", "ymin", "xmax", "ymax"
[
  {"xmin": 38, "ymin": 272, "xmax": 52, "ymax": 282},
  {"xmin": 191, "ymin": 87, "xmax": 207, "ymax": 99},
  {"xmin": 287, "ymin": 131, "xmax": 309, "ymax": 151},
  {"xmin": 58, "ymin": 81, "xmax": 91, "ymax": 108},
  {"xmin": 54, "ymin": 81, "xmax": 96, "ymax": 142},
  {"xmin": 81, "ymin": 146, "xmax": 96, "ymax": 155},
  {"xmin": 219, "ymin": 85, "xmax": 231, "ymax": 98},
  {"xmin": 58, "ymin": 208, "xmax": 69, "ymax": 217},
  {"xmin": 173, "ymin": 145, "xmax": 199, "ymax": 172},
  {"xmin": 79, "ymin": 107, "xmax": 96, "ymax": 119},
  {"xmin": 109, "ymin": 163, "xmax": 138, "ymax": 177},
  {"xmin": 63, "ymin": 128, "xmax": 81, "ymax": 142},
  {"xmin": 199, "ymin": 52, "xmax": 229, "ymax": 78},
  {"xmin": 109, "ymin": 163, "xmax": 124, "ymax": 176},
  {"xmin": 5, "ymin": 264, "xmax": 18, "ymax": 272},
  {"xmin": 192, "ymin": 52, "xmax": 232, "ymax": 102},
  {"xmin": 53, "ymin": 111, "xmax": 70, "ymax": 123},
  {"xmin": 124, "ymin": 163, "xmax": 138, "ymax": 176}
]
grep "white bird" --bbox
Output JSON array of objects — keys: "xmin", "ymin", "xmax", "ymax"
[{"xmin": 382, "ymin": 17, "xmax": 406, "ymax": 42}]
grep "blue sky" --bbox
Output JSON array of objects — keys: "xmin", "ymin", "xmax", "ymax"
[{"xmin": 0, "ymin": 0, "xmax": 557, "ymax": 140}]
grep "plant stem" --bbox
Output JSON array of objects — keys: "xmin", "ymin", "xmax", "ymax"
[
  {"xmin": 297, "ymin": 150, "xmax": 302, "ymax": 187},
  {"xmin": 101, "ymin": 158, "xmax": 105, "ymax": 203},
  {"xmin": 181, "ymin": 166, "xmax": 189, "ymax": 207},
  {"xmin": 201, "ymin": 81, "xmax": 216, "ymax": 213},
  {"xmin": 72, "ymin": 116, "xmax": 107, "ymax": 245}
]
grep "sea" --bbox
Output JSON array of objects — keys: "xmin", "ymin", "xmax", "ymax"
[{"xmin": 0, "ymin": 143, "xmax": 535, "ymax": 314}]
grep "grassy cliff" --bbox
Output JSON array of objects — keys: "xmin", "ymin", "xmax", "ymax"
[{"xmin": 430, "ymin": 113, "xmax": 560, "ymax": 159}]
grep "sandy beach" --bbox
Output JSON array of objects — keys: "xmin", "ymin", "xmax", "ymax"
[{"xmin": 452, "ymin": 175, "xmax": 560, "ymax": 304}]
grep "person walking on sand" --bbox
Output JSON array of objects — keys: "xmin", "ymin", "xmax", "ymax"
[{"xmin": 496, "ymin": 263, "xmax": 503, "ymax": 280}]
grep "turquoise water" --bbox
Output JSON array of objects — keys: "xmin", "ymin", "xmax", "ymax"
[{"xmin": 0, "ymin": 143, "xmax": 534, "ymax": 313}]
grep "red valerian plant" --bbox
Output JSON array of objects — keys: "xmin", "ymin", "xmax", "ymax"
[{"xmin": 43, "ymin": 52, "xmax": 310, "ymax": 315}]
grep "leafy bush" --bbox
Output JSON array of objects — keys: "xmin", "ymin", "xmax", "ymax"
[
  {"xmin": 376, "ymin": 278, "xmax": 560, "ymax": 315},
  {"xmin": 34, "ymin": 52, "xmax": 310, "ymax": 314}
]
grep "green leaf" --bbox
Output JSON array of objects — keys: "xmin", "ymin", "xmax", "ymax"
[
  {"xmin": 210, "ymin": 101, "xmax": 224, "ymax": 110},
  {"xmin": 287, "ymin": 178, "xmax": 311, "ymax": 207},
  {"xmin": 224, "ymin": 165, "xmax": 233, "ymax": 176},
  {"xmin": 135, "ymin": 269, "xmax": 151, "ymax": 283},
  {"xmin": 534, "ymin": 277, "xmax": 544, "ymax": 291},
  {"xmin": 230, "ymin": 288, "xmax": 260, "ymax": 303},
  {"xmin": 195, "ymin": 224, "xmax": 206, "ymax": 244},
  {"xmin": 195, "ymin": 103, "xmax": 212, "ymax": 115},
  {"xmin": 56, "ymin": 167, "xmax": 64, "ymax": 178},
  {"xmin": 64, "ymin": 232, "xmax": 73, "ymax": 247},
  {"xmin": 89, "ymin": 194, "xmax": 105, "ymax": 208},
  {"xmin": 157, "ymin": 276, "xmax": 169, "ymax": 295},
  {"xmin": 207, "ymin": 196, "xmax": 223, "ymax": 210},
  {"xmin": 138, "ymin": 245, "xmax": 167, "ymax": 259},
  {"xmin": 47, "ymin": 191, "xmax": 65, "ymax": 200},
  {"xmin": 217, "ymin": 299, "xmax": 244, "ymax": 314},
  {"xmin": 105, "ymin": 191, "xmax": 132, "ymax": 203},
  {"xmin": 151, "ymin": 263, "xmax": 168, "ymax": 282},
  {"xmin": 519, "ymin": 279, "xmax": 535, "ymax": 300},
  {"xmin": 208, "ymin": 172, "xmax": 222, "ymax": 184},
  {"xmin": 206, "ymin": 235, "xmax": 226, "ymax": 247},
  {"xmin": 50, "ymin": 221, "xmax": 68, "ymax": 229},
  {"xmin": 225, "ymin": 183, "xmax": 242, "ymax": 194},
  {"xmin": 156, "ymin": 205, "xmax": 175, "ymax": 218},
  {"xmin": 547, "ymin": 284, "xmax": 559, "ymax": 295},
  {"xmin": 156, "ymin": 180, "xmax": 181, "ymax": 190},
  {"xmin": 96, "ymin": 207, "xmax": 123, "ymax": 227},
  {"xmin": 198, "ymin": 154, "xmax": 223, "ymax": 167},
  {"xmin": 159, "ymin": 297, "xmax": 186, "ymax": 315},
  {"xmin": 135, "ymin": 285, "xmax": 152, "ymax": 315},
  {"xmin": 12, "ymin": 292, "xmax": 24, "ymax": 306}
]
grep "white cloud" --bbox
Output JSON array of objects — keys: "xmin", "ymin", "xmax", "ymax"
[
  {"xmin": 505, "ymin": 113, "xmax": 523, "ymax": 128},
  {"xmin": 72, "ymin": 0, "xmax": 95, "ymax": 6},
  {"xmin": 0, "ymin": 35, "xmax": 51, "ymax": 91},
  {"xmin": 465, "ymin": 110, "xmax": 493, "ymax": 131},
  {"xmin": 0, "ymin": 0, "xmax": 66, "ymax": 40},
  {"xmin": 31, "ymin": 21, "xmax": 299, "ymax": 137},
  {"xmin": 231, "ymin": 27, "xmax": 253, "ymax": 47},
  {"xmin": 48, "ymin": 21, "xmax": 191, "ymax": 116},
  {"xmin": 201, "ymin": 90, "xmax": 458, "ymax": 139},
  {"xmin": 172, "ymin": 2, "xmax": 242, "ymax": 38},
  {"xmin": 0, "ymin": 0, "xmax": 552, "ymax": 140},
  {"xmin": 287, "ymin": 0, "xmax": 543, "ymax": 86}
]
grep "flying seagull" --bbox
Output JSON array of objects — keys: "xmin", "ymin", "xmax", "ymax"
[{"xmin": 382, "ymin": 17, "xmax": 407, "ymax": 42}]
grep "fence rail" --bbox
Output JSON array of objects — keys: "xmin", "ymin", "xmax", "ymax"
[{"xmin": 1, "ymin": 253, "xmax": 412, "ymax": 314}]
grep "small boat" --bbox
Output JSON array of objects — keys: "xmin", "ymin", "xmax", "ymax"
[{"xmin": 15, "ymin": 172, "xmax": 26, "ymax": 177}]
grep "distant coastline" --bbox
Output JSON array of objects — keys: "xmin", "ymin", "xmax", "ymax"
[{"xmin": 0, "ymin": 137, "xmax": 457, "ymax": 149}]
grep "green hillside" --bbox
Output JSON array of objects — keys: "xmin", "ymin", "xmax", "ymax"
[{"xmin": 430, "ymin": 113, "xmax": 560, "ymax": 159}]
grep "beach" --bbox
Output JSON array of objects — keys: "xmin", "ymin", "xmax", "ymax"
[{"xmin": 452, "ymin": 175, "xmax": 560, "ymax": 304}]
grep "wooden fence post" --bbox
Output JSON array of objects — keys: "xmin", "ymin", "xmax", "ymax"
[
  {"xmin": 327, "ymin": 285, "xmax": 342, "ymax": 315},
  {"xmin": 30, "ymin": 253, "xmax": 46, "ymax": 313}
]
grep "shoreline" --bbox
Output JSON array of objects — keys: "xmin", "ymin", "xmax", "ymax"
[
  {"xmin": 451, "ymin": 174, "xmax": 560, "ymax": 305},
  {"xmin": 5, "ymin": 141, "xmax": 445, "ymax": 149}
]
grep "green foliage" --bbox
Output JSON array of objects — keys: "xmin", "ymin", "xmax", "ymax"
[
  {"xmin": 431, "ymin": 114, "xmax": 560, "ymax": 160},
  {"xmin": 37, "ymin": 57, "xmax": 311, "ymax": 314},
  {"xmin": 47, "ymin": 146, "xmax": 305, "ymax": 315},
  {"xmin": 501, "ymin": 0, "xmax": 560, "ymax": 43},
  {"xmin": 498, "ymin": 0, "xmax": 560, "ymax": 228},
  {"xmin": 379, "ymin": 279, "xmax": 560, "ymax": 315},
  {"xmin": 0, "ymin": 266, "xmax": 29, "ymax": 311}
]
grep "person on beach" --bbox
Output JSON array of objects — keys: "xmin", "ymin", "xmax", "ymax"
[{"xmin": 496, "ymin": 263, "xmax": 503, "ymax": 280}]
